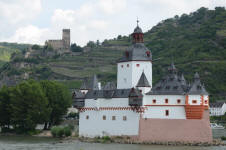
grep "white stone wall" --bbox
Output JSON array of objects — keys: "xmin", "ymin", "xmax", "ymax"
[
  {"xmin": 79, "ymin": 109, "xmax": 140, "ymax": 137},
  {"xmin": 143, "ymin": 95, "xmax": 185, "ymax": 105},
  {"xmin": 143, "ymin": 95, "xmax": 186, "ymax": 119},
  {"xmin": 143, "ymin": 106, "xmax": 186, "ymax": 119},
  {"xmin": 117, "ymin": 61, "xmax": 152, "ymax": 89},
  {"xmin": 210, "ymin": 103, "xmax": 226, "ymax": 116},
  {"xmin": 187, "ymin": 95, "xmax": 202, "ymax": 105},
  {"xmin": 79, "ymin": 98, "xmax": 140, "ymax": 137}
]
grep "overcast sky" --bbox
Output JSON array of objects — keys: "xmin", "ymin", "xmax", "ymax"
[{"xmin": 0, "ymin": 0, "xmax": 225, "ymax": 46}]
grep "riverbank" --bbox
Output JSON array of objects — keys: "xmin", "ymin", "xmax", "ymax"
[
  {"xmin": 75, "ymin": 136, "xmax": 226, "ymax": 147},
  {"xmin": 1, "ymin": 129, "xmax": 225, "ymax": 147}
]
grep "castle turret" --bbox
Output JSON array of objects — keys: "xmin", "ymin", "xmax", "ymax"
[
  {"xmin": 117, "ymin": 20, "xmax": 152, "ymax": 89},
  {"xmin": 185, "ymin": 72, "xmax": 209, "ymax": 119}
]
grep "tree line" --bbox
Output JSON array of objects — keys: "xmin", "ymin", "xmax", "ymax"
[{"xmin": 0, "ymin": 80, "xmax": 72, "ymax": 133}]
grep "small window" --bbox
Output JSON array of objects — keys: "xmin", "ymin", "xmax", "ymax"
[
  {"xmin": 153, "ymin": 99, "xmax": 156, "ymax": 104},
  {"xmin": 103, "ymin": 115, "xmax": 106, "ymax": 120},
  {"xmin": 205, "ymin": 100, "xmax": 208, "ymax": 104},
  {"xmin": 121, "ymin": 65, "xmax": 123, "ymax": 68},
  {"xmin": 127, "ymin": 64, "xmax": 129, "ymax": 67},
  {"xmin": 177, "ymin": 99, "xmax": 181, "ymax": 104},
  {"xmin": 136, "ymin": 64, "xmax": 140, "ymax": 67},
  {"xmin": 123, "ymin": 116, "xmax": 127, "ymax": 121},
  {"xmin": 112, "ymin": 116, "xmax": 116, "ymax": 120},
  {"xmin": 165, "ymin": 99, "xmax": 168, "ymax": 104},
  {"xmin": 86, "ymin": 115, "xmax": 89, "ymax": 120},
  {"xmin": 165, "ymin": 86, "xmax": 170, "ymax": 90},
  {"xmin": 165, "ymin": 110, "xmax": 169, "ymax": 116},
  {"xmin": 192, "ymin": 100, "xmax": 197, "ymax": 104}
]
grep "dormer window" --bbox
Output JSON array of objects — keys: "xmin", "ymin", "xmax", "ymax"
[
  {"xmin": 165, "ymin": 86, "xmax": 170, "ymax": 90},
  {"xmin": 197, "ymin": 85, "xmax": 201, "ymax": 90},
  {"xmin": 121, "ymin": 90, "xmax": 124, "ymax": 94},
  {"xmin": 146, "ymin": 51, "xmax": 150, "ymax": 57},
  {"xmin": 125, "ymin": 51, "xmax": 129, "ymax": 58},
  {"xmin": 173, "ymin": 86, "xmax": 178, "ymax": 89},
  {"xmin": 156, "ymin": 86, "xmax": 161, "ymax": 90}
]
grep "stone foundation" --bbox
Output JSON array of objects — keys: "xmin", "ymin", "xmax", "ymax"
[{"xmin": 138, "ymin": 110, "xmax": 212, "ymax": 143}]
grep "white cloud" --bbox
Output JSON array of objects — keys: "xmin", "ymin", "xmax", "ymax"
[
  {"xmin": 98, "ymin": 0, "xmax": 127, "ymax": 14},
  {"xmin": 0, "ymin": 0, "xmax": 42, "ymax": 24},
  {"xmin": 6, "ymin": 25, "xmax": 49, "ymax": 44}
]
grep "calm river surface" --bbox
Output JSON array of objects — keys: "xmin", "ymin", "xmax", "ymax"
[{"xmin": 0, "ymin": 130, "xmax": 226, "ymax": 150}]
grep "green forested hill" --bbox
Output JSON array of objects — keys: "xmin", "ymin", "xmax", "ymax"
[
  {"xmin": 104, "ymin": 7, "xmax": 226, "ymax": 100},
  {"xmin": 0, "ymin": 42, "xmax": 29, "ymax": 67},
  {"xmin": 1, "ymin": 7, "xmax": 226, "ymax": 101}
]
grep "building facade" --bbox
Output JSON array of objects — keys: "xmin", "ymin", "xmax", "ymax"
[
  {"xmin": 73, "ymin": 23, "xmax": 212, "ymax": 143},
  {"xmin": 210, "ymin": 101, "xmax": 226, "ymax": 116}
]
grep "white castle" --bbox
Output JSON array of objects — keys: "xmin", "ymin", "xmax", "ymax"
[{"xmin": 73, "ymin": 22, "xmax": 212, "ymax": 143}]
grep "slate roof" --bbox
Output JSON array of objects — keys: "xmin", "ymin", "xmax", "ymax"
[
  {"xmin": 147, "ymin": 63, "xmax": 189, "ymax": 95},
  {"xmin": 85, "ymin": 89, "xmax": 131, "ymax": 99},
  {"xmin": 128, "ymin": 88, "xmax": 143, "ymax": 97},
  {"xmin": 118, "ymin": 43, "xmax": 152, "ymax": 62},
  {"xmin": 136, "ymin": 72, "xmax": 151, "ymax": 87},
  {"xmin": 187, "ymin": 72, "xmax": 209, "ymax": 95},
  {"xmin": 133, "ymin": 26, "xmax": 143, "ymax": 33},
  {"xmin": 72, "ymin": 90, "xmax": 85, "ymax": 99},
  {"xmin": 103, "ymin": 82, "xmax": 116, "ymax": 90},
  {"xmin": 210, "ymin": 101, "xmax": 226, "ymax": 108},
  {"xmin": 80, "ymin": 75, "xmax": 99, "ymax": 90}
]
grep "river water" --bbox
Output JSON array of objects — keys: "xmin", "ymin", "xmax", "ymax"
[{"xmin": 0, "ymin": 130, "xmax": 226, "ymax": 150}]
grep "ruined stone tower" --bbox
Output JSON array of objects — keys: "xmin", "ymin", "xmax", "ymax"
[
  {"xmin": 46, "ymin": 29, "xmax": 71, "ymax": 52},
  {"xmin": 62, "ymin": 29, "xmax": 70, "ymax": 49}
]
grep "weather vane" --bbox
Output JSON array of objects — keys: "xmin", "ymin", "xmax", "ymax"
[{"xmin": 137, "ymin": 17, "xmax": 139, "ymax": 26}]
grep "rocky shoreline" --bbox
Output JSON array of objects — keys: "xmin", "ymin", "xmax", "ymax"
[{"xmin": 61, "ymin": 136, "xmax": 226, "ymax": 147}]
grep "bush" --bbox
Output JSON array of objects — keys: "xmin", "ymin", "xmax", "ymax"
[
  {"xmin": 221, "ymin": 136, "xmax": 226, "ymax": 140},
  {"xmin": 68, "ymin": 124, "xmax": 74, "ymax": 130},
  {"xmin": 64, "ymin": 126, "xmax": 72, "ymax": 137},
  {"xmin": 102, "ymin": 136, "xmax": 111, "ymax": 142},
  {"xmin": 56, "ymin": 127, "xmax": 64, "ymax": 137},
  {"xmin": 51, "ymin": 126, "xmax": 59, "ymax": 137}
]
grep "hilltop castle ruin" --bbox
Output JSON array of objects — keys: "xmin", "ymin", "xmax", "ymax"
[{"xmin": 46, "ymin": 29, "xmax": 70, "ymax": 52}]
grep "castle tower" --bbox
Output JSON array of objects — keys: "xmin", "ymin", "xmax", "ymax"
[
  {"xmin": 62, "ymin": 29, "xmax": 70, "ymax": 49},
  {"xmin": 117, "ymin": 20, "xmax": 152, "ymax": 89}
]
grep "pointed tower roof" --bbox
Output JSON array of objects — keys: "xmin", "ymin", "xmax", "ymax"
[
  {"xmin": 89, "ymin": 74, "xmax": 99, "ymax": 90},
  {"xmin": 80, "ymin": 75, "xmax": 99, "ymax": 90},
  {"xmin": 133, "ymin": 19, "xmax": 143, "ymax": 33},
  {"xmin": 187, "ymin": 72, "xmax": 208, "ymax": 95},
  {"xmin": 168, "ymin": 62, "xmax": 177, "ymax": 73},
  {"xmin": 80, "ymin": 78, "xmax": 89, "ymax": 90},
  {"xmin": 136, "ymin": 72, "xmax": 151, "ymax": 87}
]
